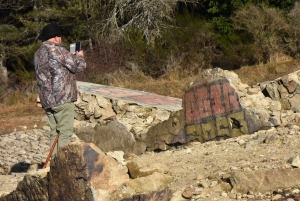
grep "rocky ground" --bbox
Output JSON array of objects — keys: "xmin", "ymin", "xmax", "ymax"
[
  {"xmin": 132, "ymin": 125, "xmax": 300, "ymax": 200},
  {"xmin": 1, "ymin": 121, "xmax": 300, "ymax": 200}
]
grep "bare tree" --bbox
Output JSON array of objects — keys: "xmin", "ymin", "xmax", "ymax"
[{"xmin": 102, "ymin": 0, "xmax": 200, "ymax": 44}]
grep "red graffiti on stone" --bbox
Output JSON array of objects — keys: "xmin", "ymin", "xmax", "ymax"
[
  {"xmin": 184, "ymin": 79, "xmax": 241, "ymax": 125},
  {"xmin": 184, "ymin": 91, "xmax": 200, "ymax": 123},
  {"xmin": 210, "ymin": 82, "xmax": 225, "ymax": 116},
  {"xmin": 197, "ymin": 86, "xmax": 212, "ymax": 119},
  {"xmin": 223, "ymin": 81, "xmax": 241, "ymax": 113}
]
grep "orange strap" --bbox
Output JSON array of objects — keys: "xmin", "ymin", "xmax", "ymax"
[{"xmin": 43, "ymin": 135, "xmax": 59, "ymax": 169}]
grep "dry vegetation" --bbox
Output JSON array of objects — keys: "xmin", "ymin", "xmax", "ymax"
[
  {"xmin": 105, "ymin": 57, "xmax": 300, "ymax": 97},
  {"xmin": 0, "ymin": 103, "xmax": 47, "ymax": 135},
  {"xmin": 0, "ymin": 80, "xmax": 48, "ymax": 135},
  {"xmin": 236, "ymin": 58, "xmax": 300, "ymax": 85}
]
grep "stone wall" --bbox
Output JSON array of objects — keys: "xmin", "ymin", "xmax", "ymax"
[
  {"xmin": 192, "ymin": 68, "xmax": 300, "ymax": 133},
  {"xmin": 260, "ymin": 71, "xmax": 300, "ymax": 126},
  {"xmin": 74, "ymin": 82, "xmax": 185, "ymax": 155}
]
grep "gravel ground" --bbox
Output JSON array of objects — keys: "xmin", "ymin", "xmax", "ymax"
[{"xmin": 129, "ymin": 125, "xmax": 300, "ymax": 200}]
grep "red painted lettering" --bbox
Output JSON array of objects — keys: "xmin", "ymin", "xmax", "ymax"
[
  {"xmin": 223, "ymin": 82, "xmax": 241, "ymax": 112},
  {"xmin": 184, "ymin": 91, "xmax": 199, "ymax": 124},
  {"xmin": 197, "ymin": 86, "xmax": 212, "ymax": 119},
  {"xmin": 210, "ymin": 83, "xmax": 225, "ymax": 116}
]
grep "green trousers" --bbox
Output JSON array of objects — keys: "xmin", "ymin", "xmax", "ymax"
[{"xmin": 45, "ymin": 102, "xmax": 75, "ymax": 158}]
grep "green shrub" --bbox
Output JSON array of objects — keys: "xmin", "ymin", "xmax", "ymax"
[{"xmin": 211, "ymin": 17, "xmax": 233, "ymax": 35}]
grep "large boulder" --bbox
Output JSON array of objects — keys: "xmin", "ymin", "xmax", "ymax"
[
  {"xmin": 49, "ymin": 141, "xmax": 129, "ymax": 201},
  {"xmin": 183, "ymin": 70, "xmax": 262, "ymax": 142}
]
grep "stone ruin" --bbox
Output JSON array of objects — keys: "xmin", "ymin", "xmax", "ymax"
[
  {"xmin": 184, "ymin": 68, "xmax": 300, "ymax": 142},
  {"xmin": 2, "ymin": 68, "xmax": 300, "ymax": 200},
  {"xmin": 73, "ymin": 68, "xmax": 300, "ymax": 154},
  {"xmin": 74, "ymin": 81, "xmax": 185, "ymax": 155}
]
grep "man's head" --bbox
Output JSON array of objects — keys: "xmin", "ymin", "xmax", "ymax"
[{"xmin": 38, "ymin": 23, "xmax": 62, "ymax": 43}]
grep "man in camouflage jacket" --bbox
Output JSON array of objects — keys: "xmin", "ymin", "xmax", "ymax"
[{"xmin": 34, "ymin": 23, "xmax": 86, "ymax": 158}]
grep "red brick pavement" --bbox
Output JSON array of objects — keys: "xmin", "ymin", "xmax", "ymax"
[{"xmin": 77, "ymin": 81, "xmax": 182, "ymax": 111}]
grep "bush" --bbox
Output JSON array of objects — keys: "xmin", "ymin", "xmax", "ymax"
[
  {"xmin": 76, "ymin": 37, "xmax": 127, "ymax": 84},
  {"xmin": 212, "ymin": 33, "xmax": 258, "ymax": 69},
  {"xmin": 286, "ymin": 3, "xmax": 300, "ymax": 58},
  {"xmin": 231, "ymin": 4, "xmax": 289, "ymax": 63}
]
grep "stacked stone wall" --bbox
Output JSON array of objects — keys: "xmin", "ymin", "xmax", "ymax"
[{"xmin": 74, "ymin": 82, "xmax": 184, "ymax": 154}]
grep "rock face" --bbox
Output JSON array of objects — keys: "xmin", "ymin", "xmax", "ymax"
[
  {"xmin": 49, "ymin": 141, "xmax": 129, "ymax": 201},
  {"xmin": 184, "ymin": 77, "xmax": 261, "ymax": 143},
  {"xmin": 260, "ymin": 71, "xmax": 300, "ymax": 125}
]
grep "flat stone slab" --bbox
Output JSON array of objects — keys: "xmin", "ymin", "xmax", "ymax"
[{"xmin": 77, "ymin": 81, "xmax": 182, "ymax": 111}]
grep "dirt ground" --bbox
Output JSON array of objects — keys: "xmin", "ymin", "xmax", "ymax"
[
  {"xmin": 0, "ymin": 103, "xmax": 47, "ymax": 135},
  {"xmin": 128, "ymin": 125, "xmax": 300, "ymax": 200}
]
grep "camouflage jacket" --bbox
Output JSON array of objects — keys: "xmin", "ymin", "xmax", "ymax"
[{"xmin": 34, "ymin": 41, "xmax": 86, "ymax": 109}]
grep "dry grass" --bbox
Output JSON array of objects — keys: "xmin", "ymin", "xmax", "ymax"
[
  {"xmin": 0, "ymin": 102, "xmax": 47, "ymax": 135},
  {"xmin": 105, "ymin": 68, "xmax": 198, "ymax": 98},
  {"xmin": 235, "ymin": 59, "xmax": 300, "ymax": 86},
  {"xmin": 0, "ymin": 81, "xmax": 48, "ymax": 135},
  {"xmin": 105, "ymin": 58, "xmax": 300, "ymax": 98}
]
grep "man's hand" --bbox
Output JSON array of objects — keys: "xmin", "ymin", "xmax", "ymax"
[{"xmin": 75, "ymin": 50, "xmax": 84, "ymax": 57}]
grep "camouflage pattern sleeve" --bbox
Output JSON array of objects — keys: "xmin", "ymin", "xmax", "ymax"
[
  {"xmin": 34, "ymin": 41, "xmax": 86, "ymax": 109},
  {"xmin": 48, "ymin": 45, "xmax": 86, "ymax": 73}
]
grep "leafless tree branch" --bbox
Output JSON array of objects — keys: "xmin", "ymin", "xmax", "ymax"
[{"xmin": 102, "ymin": 0, "xmax": 200, "ymax": 44}]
